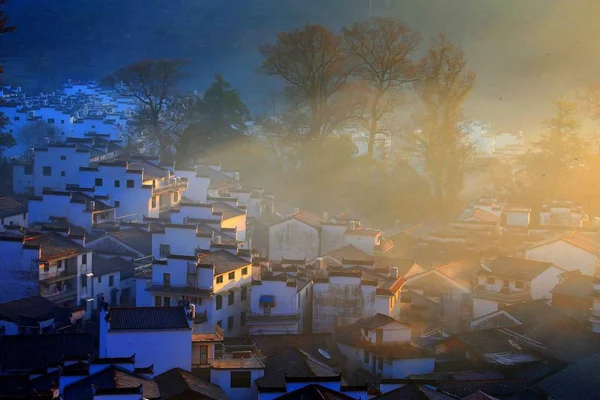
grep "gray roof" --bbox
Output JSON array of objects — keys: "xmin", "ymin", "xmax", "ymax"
[
  {"xmin": 92, "ymin": 254, "xmax": 134, "ymax": 277},
  {"xmin": 198, "ymin": 249, "xmax": 249, "ymax": 275},
  {"xmin": 108, "ymin": 307, "xmax": 189, "ymax": 331},
  {"xmin": 155, "ymin": 368, "xmax": 227, "ymax": 400},
  {"xmin": 108, "ymin": 228, "xmax": 152, "ymax": 256},
  {"xmin": 0, "ymin": 197, "xmax": 26, "ymax": 218},
  {"xmin": 537, "ymin": 351, "xmax": 600, "ymax": 400}
]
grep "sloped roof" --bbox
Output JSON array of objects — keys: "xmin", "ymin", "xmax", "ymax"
[
  {"xmin": 108, "ymin": 228, "xmax": 152, "ymax": 256},
  {"xmin": 198, "ymin": 250, "xmax": 249, "ymax": 275},
  {"xmin": 551, "ymin": 273, "xmax": 594, "ymax": 298},
  {"xmin": 92, "ymin": 254, "xmax": 134, "ymax": 277},
  {"xmin": 373, "ymin": 257, "xmax": 417, "ymax": 277},
  {"xmin": 0, "ymin": 295, "xmax": 75, "ymax": 329},
  {"xmin": 537, "ymin": 351, "xmax": 600, "ymax": 400},
  {"xmin": 155, "ymin": 368, "xmax": 227, "ymax": 400},
  {"xmin": 23, "ymin": 232, "xmax": 86, "ymax": 262},
  {"xmin": 63, "ymin": 365, "xmax": 161, "ymax": 400},
  {"xmin": 250, "ymin": 333, "xmax": 342, "ymax": 367},
  {"xmin": 327, "ymin": 245, "xmax": 373, "ymax": 263},
  {"xmin": 436, "ymin": 259, "xmax": 482, "ymax": 288},
  {"xmin": 212, "ymin": 201, "xmax": 245, "ymax": 220},
  {"xmin": 351, "ymin": 313, "xmax": 401, "ymax": 330},
  {"xmin": 374, "ymin": 383, "xmax": 456, "ymax": 400},
  {"xmin": 527, "ymin": 231, "xmax": 600, "ymax": 256},
  {"xmin": 0, "ymin": 197, "xmax": 26, "ymax": 218},
  {"xmin": 108, "ymin": 307, "xmax": 189, "ymax": 331},
  {"xmin": 274, "ymin": 384, "xmax": 355, "ymax": 400},
  {"xmin": 485, "ymin": 257, "xmax": 558, "ymax": 280},
  {"xmin": 0, "ymin": 333, "xmax": 94, "ymax": 371},
  {"xmin": 293, "ymin": 211, "xmax": 323, "ymax": 228}
]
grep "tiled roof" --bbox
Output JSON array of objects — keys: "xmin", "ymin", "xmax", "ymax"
[
  {"xmin": 502, "ymin": 299, "xmax": 578, "ymax": 327},
  {"xmin": 351, "ymin": 313, "xmax": 398, "ymax": 329},
  {"xmin": 551, "ymin": 272, "xmax": 594, "ymax": 298},
  {"xmin": 0, "ymin": 333, "xmax": 94, "ymax": 372},
  {"xmin": 374, "ymin": 257, "xmax": 417, "ymax": 277},
  {"xmin": 63, "ymin": 365, "xmax": 161, "ymax": 400},
  {"xmin": 250, "ymin": 333, "xmax": 342, "ymax": 367},
  {"xmin": 24, "ymin": 232, "xmax": 86, "ymax": 262},
  {"xmin": 198, "ymin": 249, "xmax": 250, "ymax": 275},
  {"xmin": 327, "ymin": 245, "xmax": 373, "ymax": 262},
  {"xmin": 436, "ymin": 259, "xmax": 482, "ymax": 288},
  {"xmin": 293, "ymin": 211, "xmax": 323, "ymax": 228},
  {"xmin": 273, "ymin": 384, "xmax": 355, "ymax": 400},
  {"xmin": 155, "ymin": 368, "xmax": 227, "ymax": 400},
  {"xmin": 108, "ymin": 306, "xmax": 190, "ymax": 331},
  {"xmin": 537, "ymin": 351, "xmax": 600, "ymax": 400},
  {"xmin": 562, "ymin": 231, "xmax": 599, "ymax": 255},
  {"xmin": 374, "ymin": 383, "xmax": 456, "ymax": 400},
  {"xmin": 437, "ymin": 379, "xmax": 529, "ymax": 398},
  {"xmin": 0, "ymin": 196, "xmax": 26, "ymax": 218},
  {"xmin": 0, "ymin": 295, "xmax": 75, "ymax": 329},
  {"xmin": 92, "ymin": 254, "xmax": 134, "ymax": 277},
  {"xmin": 485, "ymin": 257, "xmax": 557, "ymax": 280},
  {"xmin": 212, "ymin": 201, "xmax": 245, "ymax": 219},
  {"xmin": 108, "ymin": 228, "xmax": 152, "ymax": 256}
]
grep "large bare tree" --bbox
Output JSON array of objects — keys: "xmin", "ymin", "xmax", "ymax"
[
  {"xmin": 259, "ymin": 25, "xmax": 350, "ymax": 141},
  {"xmin": 412, "ymin": 35, "xmax": 475, "ymax": 212},
  {"xmin": 343, "ymin": 18, "xmax": 420, "ymax": 159},
  {"xmin": 104, "ymin": 59, "xmax": 188, "ymax": 158}
]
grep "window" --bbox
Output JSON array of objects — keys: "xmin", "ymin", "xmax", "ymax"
[
  {"xmin": 174, "ymin": 192, "xmax": 179, "ymax": 202},
  {"xmin": 486, "ymin": 277, "xmax": 494, "ymax": 285},
  {"xmin": 57, "ymin": 260, "xmax": 63, "ymax": 269},
  {"xmin": 241, "ymin": 286, "xmax": 247, "ymax": 301},
  {"xmin": 114, "ymin": 201, "xmax": 120, "ymax": 208},
  {"xmin": 61, "ymin": 171, "xmax": 65, "ymax": 177},
  {"xmin": 227, "ymin": 316, "xmax": 234, "ymax": 332},
  {"xmin": 230, "ymin": 371, "xmax": 251, "ymax": 388},
  {"xmin": 216, "ymin": 275, "xmax": 223, "ymax": 284},
  {"xmin": 242, "ymin": 267, "xmax": 248, "ymax": 276},
  {"xmin": 155, "ymin": 296, "xmax": 162, "ymax": 307},
  {"xmin": 47, "ymin": 118, "xmax": 55, "ymax": 124},
  {"xmin": 60, "ymin": 155, "xmax": 66, "ymax": 161},
  {"xmin": 109, "ymin": 275, "xmax": 114, "ymax": 287},
  {"xmin": 44, "ymin": 263, "xmax": 49, "ymax": 272},
  {"xmin": 82, "ymin": 254, "xmax": 87, "ymax": 265},
  {"xmin": 164, "ymin": 297, "xmax": 171, "ymax": 306},
  {"xmin": 228, "ymin": 292, "xmax": 234, "ymax": 306},
  {"xmin": 151, "ymin": 196, "xmax": 157, "ymax": 208},
  {"xmin": 364, "ymin": 351, "xmax": 370, "ymax": 364},
  {"xmin": 163, "ymin": 273, "xmax": 171, "ymax": 287},
  {"xmin": 228, "ymin": 271, "xmax": 235, "ymax": 281},
  {"xmin": 13, "ymin": 116, "xmax": 19, "ymax": 121},
  {"xmin": 61, "ymin": 119, "xmax": 65, "ymax": 124},
  {"xmin": 216, "ymin": 320, "xmax": 222, "ymax": 328},
  {"xmin": 98, "ymin": 275, "xmax": 102, "ymax": 283},
  {"xmin": 95, "ymin": 178, "xmax": 103, "ymax": 187},
  {"xmin": 516, "ymin": 281, "xmax": 524, "ymax": 289},
  {"xmin": 216, "ymin": 295, "xmax": 222, "ymax": 310},
  {"xmin": 127, "ymin": 179, "xmax": 134, "ymax": 188},
  {"xmin": 43, "ymin": 166, "xmax": 52, "ymax": 176},
  {"xmin": 24, "ymin": 165, "xmax": 33, "ymax": 175},
  {"xmin": 159, "ymin": 244, "xmax": 171, "ymax": 258},
  {"xmin": 199, "ymin": 345, "xmax": 208, "ymax": 365},
  {"xmin": 80, "ymin": 275, "xmax": 87, "ymax": 288},
  {"xmin": 503, "ymin": 279, "xmax": 509, "ymax": 287},
  {"xmin": 114, "ymin": 180, "xmax": 120, "ymax": 188},
  {"xmin": 241, "ymin": 311, "xmax": 247, "ymax": 326}
]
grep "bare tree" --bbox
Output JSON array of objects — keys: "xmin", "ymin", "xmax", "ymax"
[
  {"xmin": 343, "ymin": 18, "xmax": 420, "ymax": 159},
  {"xmin": 259, "ymin": 25, "xmax": 350, "ymax": 141},
  {"xmin": 411, "ymin": 35, "xmax": 475, "ymax": 212},
  {"xmin": 582, "ymin": 83, "xmax": 600, "ymax": 121},
  {"xmin": 104, "ymin": 59, "xmax": 188, "ymax": 159},
  {"xmin": 18, "ymin": 121, "xmax": 61, "ymax": 150}
]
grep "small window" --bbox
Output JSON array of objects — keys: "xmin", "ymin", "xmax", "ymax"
[
  {"xmin": 216, "ymin": 275, "xmax": 223, "ymax": 284},
  {"xmin": 61, "ymin": 120, "xmax": 65, "ymax": 124},
  {"xmin": 47, "ymin": 118, "xmax": 55, "ymax": 124},
  {"xmin": 60, "ymin": 155, "xmax": 66, "ymax": 161},
  {"xmin": 109, "ymin": 275, "xmax": 114, "ymax": 287},
  {"xmin": 56, "ymin": 260, "xmax": 63, "ymax": 269},
  {"xmin": 216, "ymin": 295, "xmax": 222, "ymax": 310},
  {"xmin": 159, "ymin": 244, "xmax": 170, "ymax": 258},
  {"xmin": 230, "ymin": 371, "xmax": 251, "ymax": 388},
  {"xmin": 80, "ymin": 275, "xmax": 87, "ymax": 288},
  {"xmin": 98, "ymin": 275, "xmax": 102, "ymax": 284},
  {"xmin": 199, "ymin": 345, "xmax": 208, "ymax": 365},
  {"xmin": 155, "ymin": 296, "xmax": 162, "ymax": 307},
  {"xmin": 241, "ymin": 311, "xmax": 247, "ymax": 326},
  {"xmin": 163, "ymin": 273, "xmax": 171, "ymax": 287},
  {"xmin": 241, "ymin": 286, "xmax": 247, "ymax": 301},
  {"xmin": 164, "ymin": 296, "xmax": 171, "ymax": 306},
  {"xmin": 114, "ymin": 200, "xmax": 120, "ymax": 208},
  {"xmin": 516, "ymin": 281, "xmax": 523, "ymax": 289},
  {"xmin": 127, "ymin": 179, "xmax": 134, "ymax": 188},
  {"xmin": 364, "ymin": 350, "xmax": 370, "ymax": 364},
  {"xmin": 228, "ymin": 292, "xmax": 234, "ymax": 306},
  {"xmin": 43, "ymin": 166, "xmax": 52, "ymax": 176},
  {"xmin": 151, "ymin": 196, "xmax": 157, "ymax": 208},
  {"xmin": 44, "ymin": 264, "xmax": 49, "ymax": 272},
  {"xmin": 114, "ymin": 180, "xmax": 120, "ymax": 188},
  {"xmin": 242, "ymin": 267, "xmax": 248, "ymax": 276},
  {"xmin": 486, "ymin": 277, "xmax": 494, "ymax": 285},
  {"xmin": 228, "ymin": 271, "xmax": 235, "ymax": 280},
  {"xmin": 60, "ymin": 171, "xmax": 65, "ymax": 177},
  {"xmin": 227, "ymin": 315, "xmax": 234, "ymax": 332},
  {"xmin": 217, "ymin": 320, "xmax": 222, "ymax": 328},
  {"xmin": 95, "ymin": 178, "xmax": 103, "ymax": 187},
  {"xmin": 24, "ymin": 165, "xmax": 33, "ymax": 175},
  {"xmin": 82, "ymin": 254, "xmax": 88, "ymax": 264},
  {"xmin": 13, "ymin": 116, "xmax": 19, "ymax": 121}
]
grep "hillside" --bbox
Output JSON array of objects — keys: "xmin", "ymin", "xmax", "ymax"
[{"xmin": 2, "ymin": 0, "xmax": 599, "ymax": 134}]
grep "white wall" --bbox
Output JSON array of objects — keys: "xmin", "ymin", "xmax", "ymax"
[
  {"xmin": 12, "ymin": 164, "xmax": 34, "ymax": 194},
  {"xmin": 103, "ymin": 329, "xmax": 192, "ymax": 375},
  {"xmin": 387, "ymin": 358, "xmax": 435, "ymax": 379},
  {"xmin": 269, "ymin": 218, "xmax": 320, "ymax": 261},
  {"xmin": 530, "ymin": 265, "xmax": 564, "ymax": 300},
  {"xmin": 28, "ymin": 194, "xmax": 91, "ymax": 230},
  {"xmin": 504, "ymin": 211, "xmax": 530, "ymax": 227},
  {"xmin": 34, "ymin": 146, "xmax": 91, "ymax": 196},
  {"xmin": 0, "ymin": 212, "xmax": 27, "ymax": 231},
  {"xmin": 343, "ymin": 233, "xmax": 379, "ymax": 255},
  {"xmin": 176, "ymin": 170, "xmax": 210, "ymax": 203},
  {"xmin": 93, "ymin": 271, "xmax": 121, "ymax": 309},
  {"xmin": 364, "ymin": 322, "xmax": 411, "ymax": 344},
  {"xmin": 210, "ymin": 368, "xmax": 263, "ymax": 400},
  {"xmin": 526, "ymin": 240, "xmax": 597, "ymax": 276},
  {"xmin": 0, "ymin": 239, "xmax": 40, "ymax": 303},
  {"xmin": 151, "ymin": 226, "xmax": 211, "ymax": 259},
  {"xmin": 472, "ymin": 297, "xmax": 499, "ymax": 319},
  {"xmin": 320, "ymin": 224, "xmax": 347, "ymax": 256}
]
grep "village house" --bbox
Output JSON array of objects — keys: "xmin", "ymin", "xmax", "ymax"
[
  {"xmin": 91, "ymin": 254, "xmax": 135, "ymax": 309},
  {"xmin": 525, "ymin": 231, "xmax": 599, "ymax": 276},
  {"xmin": 154, "ymin": 368, "xmax": 228, "ymax": 400},
  {"xmin": 86, "ymin": 226, "xmax": 152, "ymax": 258},
  {"xmin": 0, "ymin": 197, "xmax": 27, "ymax": 231},
  {"xmin": 471, "ymin": 257, "xmax": 565, "ymax": 319},
  {"xmin": 550, "ymin": 270, "xmax": 594, "ymax": 324},
  {"xmin": 539, "ymin": 200, "xmax": 584, "ymax": 228},
  {"xmin": 99, "ymin": 303, "xmax": 194, "ymax": 375},
  {"xmin": 336, "ymin": 313, "xmax": 434, "ymax": 379},
  {"xmin": 500, "ymin": 207, "xmax": 531, "ymax": 228}
]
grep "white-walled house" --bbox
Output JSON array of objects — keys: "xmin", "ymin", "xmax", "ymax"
[
  {"xmin": 501, "ymin": 207, "xmax": 531, "ymax": 228},
  {"xmin": 92, "ymin": 254, "xmax": 135, "ymax": 309},
  {"xmin": 31, "ymin": 144, "xmax": 92, "ymax": 196},
  {"xmin": 0, "ymin": 295, "xmax": 82, "ymax": 335},
  {"xmin": 99, "ymin": 303, "xmax": 193, "ymax": 375},
  {"xmin": 472, "ymin": 257, "xmax": 565, "ymax": 319},
  {"xmin": 0, "ymin": 197, "xmax": 27, "ymax": 231},
  {"xmin": 0, "ymin": 234, "xmax": 40, "ymax": 303},
  {"xmin": 539, "ymin": 201, "xmax": 584, "ymax": 228},
  {"xmin": 336, "ymin": 314, "xmax": 434, "ymax": 379},
  {"xmin": 525, "ymin": 231, "xmax": 598, "ymax": 276}
]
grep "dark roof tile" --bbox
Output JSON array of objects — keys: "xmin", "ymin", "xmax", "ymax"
[{"xmin": 108, "ymin": 306, "xmax": 190, "ymax": 331}]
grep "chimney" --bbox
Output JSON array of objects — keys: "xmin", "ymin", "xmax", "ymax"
[
  {"xmin": 348, "ymin": 221, "xmax": 356, "ymax": 231},
  {"xmin": 233, "ymin": 172, "xmax": 240, "ymax": 181},
  {"xmin": 213, "ymin": 236, "xmax": 222, "ymax": 245},
  {"xmin": 390, "ymin": 266, "xmax": 399, "ymax": 279},
  {"xmin": 322, "ymin": 212, "xmax": 328, "ymax": 222},
  {"xmin": 292, "ymin": 208, "xmax": 300, "ymax": 216},
  {"xmin": 315, "ymin": 257, "xmax": 325, "ymax": 271}
]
